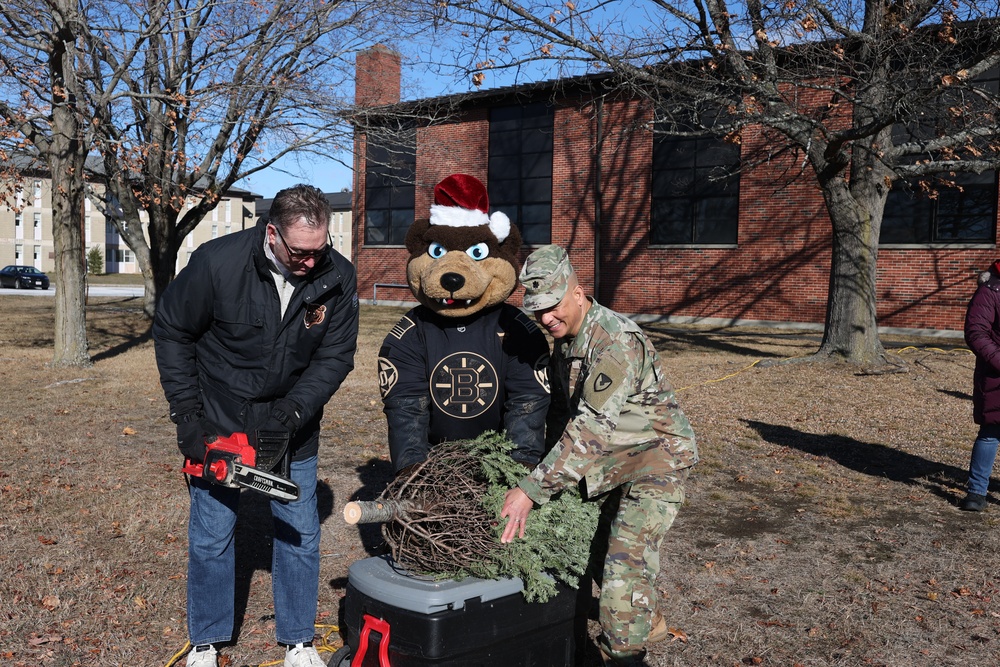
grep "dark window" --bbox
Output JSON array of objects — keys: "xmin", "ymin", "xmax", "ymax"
[
  {"xmin": 365, "ymin": 128, "xmax": 416, "ymax": 246},
  {"xmin": 651, "ymin": 112, "xmax": 740, "ymax": 245},
  {"xmin": 488, "ymin": 103, "xmax": 554, "ymax": 245},
  {"xmin": 882, "ymin": 171, "xmax": 997, "ymax": 244},
  {"xmin": 882, "ymin": 65, "xmax": 999, "ymax": 244}
]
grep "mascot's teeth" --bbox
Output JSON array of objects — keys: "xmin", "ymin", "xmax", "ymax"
[{"xmin": 439, "ymin": 298, "xmax": 473, "ymax": 306}]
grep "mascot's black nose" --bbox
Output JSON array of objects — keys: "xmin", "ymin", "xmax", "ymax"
[{"xmin": 440, "ymin": 273, "xmax": 465, "ymax": 293}]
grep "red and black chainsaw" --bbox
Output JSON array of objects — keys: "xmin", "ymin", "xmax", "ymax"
[{"xmin": 182, "ymin": 432, "xmax": 299, "ymax": 501}]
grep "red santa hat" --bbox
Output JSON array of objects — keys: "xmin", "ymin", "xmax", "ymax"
[{"xmin": 429, "ymin": 173, "xmax": 511, "ymax": 242}]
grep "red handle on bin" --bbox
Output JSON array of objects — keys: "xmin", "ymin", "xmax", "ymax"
[{"xmin": 352, "ymin": 614, "xmax": 391, "ymax": 667}]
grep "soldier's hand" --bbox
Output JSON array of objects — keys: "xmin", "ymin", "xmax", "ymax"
[{"xmin": 500, "ymin": 488, "xmax": 533, "ymax": 543}]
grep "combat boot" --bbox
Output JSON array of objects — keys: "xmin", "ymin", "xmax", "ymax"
[
  {"xmin": 599, "ymin": 643, "xmax": 649, "ymax": 666},
  {"xmin": 646, "ymin": 611, "xmax": 669, "ymax": 644}
]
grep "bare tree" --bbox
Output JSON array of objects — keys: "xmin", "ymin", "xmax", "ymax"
[
  {"xmin": 0, "ymin": 0, "xmax": 92, "ymax": 366},
  {"xmin": 423, "ymin": 0, "xmax": 1000, "ymax": 365},
  {"xmin": 0, "ymin": 0, "xmax": 418, "ymax": 361},
  {"xmin": 79, "ymin": 0, "xmax": 413, "ymax": 318}
]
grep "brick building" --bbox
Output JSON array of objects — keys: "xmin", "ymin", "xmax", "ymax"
[{"xmin": 350, "ymin": 46, "xmax": 999, "ymax": 334}]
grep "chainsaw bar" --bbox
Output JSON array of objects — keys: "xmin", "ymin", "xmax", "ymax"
[{"xmin": 232, "ymin": 463, "xmax": 299, "ymax": 501}]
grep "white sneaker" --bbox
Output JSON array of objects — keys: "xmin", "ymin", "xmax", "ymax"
[
  {"xmin": 284, "ymin": 642, "xmax": 325, "ymax": 667},
  {"xmin": 186, "ymin": 644, "xmax": 217, "ymax": 667}
]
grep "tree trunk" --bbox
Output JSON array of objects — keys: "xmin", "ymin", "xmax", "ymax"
[
  {"xmin": 48, "ymin": 2, "xmax": 90, "ymax": 367},
  {"xmin": 815, "ymin": 178, "xmax": 887, "ymax": 366},
  {"xmin": 143, "ymin": 205, "xmax": 183, "ymax": 318},
  {"xmin": 50, "ymin": 154, "xmax": 89, "ymax": 366}
]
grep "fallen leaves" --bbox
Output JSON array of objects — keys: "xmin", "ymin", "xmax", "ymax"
[{"xmin": 28, "ymin": 633, "xmax": 62, "ymax": 646}]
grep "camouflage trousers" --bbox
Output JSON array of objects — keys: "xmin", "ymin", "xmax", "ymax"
[{"xmin": 595, "ymin": 471, "xmax": 686, "ymax": 655}]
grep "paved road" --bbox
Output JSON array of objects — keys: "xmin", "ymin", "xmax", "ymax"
[{"xmin": 0, "ymin": 285, "xmax": 144, "ymax": 298}]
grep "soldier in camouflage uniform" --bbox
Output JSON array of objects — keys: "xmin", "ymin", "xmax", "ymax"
[{"xmin": 500, "ymin": 244, "xmax": 698, "ymax": 666}]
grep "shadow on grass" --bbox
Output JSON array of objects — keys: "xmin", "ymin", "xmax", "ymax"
[
  {"xmin": 643, "ymin": 325, "xmax": 818, "ymax": 359},
  {"xmin": 230, "ymin": 478, "xmax": 335, "ymax": 641},
  {"xmin": 90, "ymin": 327, "xmax": 152, "ymax": 362},
  {"xmin": 939, "ymin": 388, "xmax": 973, "ymax": 401},
  {"xmin": 742, "ymin": 419, "xmax": 979, "ymax": 506}
]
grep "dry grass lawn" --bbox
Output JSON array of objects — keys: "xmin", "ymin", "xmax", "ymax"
[{"xmin": 1, "ymin": 293, "xmax": 996, "ymax": 667}]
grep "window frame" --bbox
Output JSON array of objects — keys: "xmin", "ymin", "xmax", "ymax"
[
  {"xmin": 880, "ymin": 65, "xmax": 999, "ymax": 247},
  {"xmin": 363, "ymin": 126, "xmax": 417, "ymax": 247},
  {"xmin": 488, "ymin": 102, "xmax": 554, "ymax": 246},
  {"xmin": 650, "ymin": 109, "xmax": 741, "ymax": 247}
]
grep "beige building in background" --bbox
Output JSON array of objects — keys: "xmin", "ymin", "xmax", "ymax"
[
  {"xmin": 0, "ymin": 170, "xmax": 341, "ymax": 276},
  {"xmin": 0, "ymin": 167, "xmax": 354, "ymax": 277}
]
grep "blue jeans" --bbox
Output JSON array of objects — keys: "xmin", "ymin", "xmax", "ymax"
[
  {"xmin": 967, "ymin": 425, "xmax": 1000, "ymax": 496},
  {"xmin": 187, "ymin": 455, "xmax": 320, "ymax": 646}
]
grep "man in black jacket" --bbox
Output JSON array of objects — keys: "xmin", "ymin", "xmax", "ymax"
[{"xmin": 153, "ymin": 184, "xmax": 359, "ymax": 667}]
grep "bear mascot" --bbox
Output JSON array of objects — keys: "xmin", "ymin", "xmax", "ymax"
[{"xmin": 377, "ymin": 173, "xmax": 551, "ymax": 474}]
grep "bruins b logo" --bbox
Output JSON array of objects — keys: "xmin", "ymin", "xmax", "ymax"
[{"xmin": 430, "ymin": 351, "xmax": 498, "ymax": 419}]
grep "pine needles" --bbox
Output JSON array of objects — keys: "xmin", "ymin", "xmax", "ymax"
[{"xmin": 378, "ymin": 432, "xmax": 600, "ymax": 601}]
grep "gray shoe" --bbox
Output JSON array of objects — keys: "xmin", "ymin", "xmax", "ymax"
[{"xmin": 960, "ymin": 492, "xmax": 988, "ymax": 511}]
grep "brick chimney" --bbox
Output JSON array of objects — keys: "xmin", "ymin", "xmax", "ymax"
[{"xmin": 355, "ymin": 45, "xmax": 401, "ymax": 106}]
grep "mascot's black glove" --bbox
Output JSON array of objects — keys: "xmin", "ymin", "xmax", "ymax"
[{"xmin": 171, "ymin": 406, "xmax": 214, "ymax": 463}]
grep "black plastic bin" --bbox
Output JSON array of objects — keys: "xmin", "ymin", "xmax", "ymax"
[{"xmin": 334, "ymin": 556, "xmax": 578, "ymax": 667}]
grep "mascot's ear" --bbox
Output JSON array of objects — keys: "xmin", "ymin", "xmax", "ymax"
[
  {"xmin": 496, "ymin": 222, "xmax": 523, "ymax": 265},
  {"xmin": 405, "ymin": 218, "xmax": 432, "ymax": 256}
]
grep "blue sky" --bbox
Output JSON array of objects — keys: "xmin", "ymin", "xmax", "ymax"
[
  {"xmin": 238, "ymin": 2, "xmax": 648, "ymax": 199},
  {"xmin": 240, "ymin": 153, "xmax": 354, "ymax": 200}
]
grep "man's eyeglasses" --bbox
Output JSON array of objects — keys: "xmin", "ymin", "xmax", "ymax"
[{"xmin": 271, "ymin": 224, "xmax": 332, "ymax": 261}]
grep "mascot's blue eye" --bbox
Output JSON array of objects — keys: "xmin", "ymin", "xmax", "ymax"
[
  {"xmin": 428, "ymin": 242, "xmax": 447, "ymax": 259},
  {"xmin": 466, "ymin": 243, "xmax": 490, "ymax": 261}
]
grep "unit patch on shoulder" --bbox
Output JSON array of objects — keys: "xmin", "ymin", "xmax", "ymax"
[
  {"xmin": 586, "ymin": 358, "xmax": 625, "ymax": 411},
  {"xmin": 429, "ymin": 351, "xmax": 498, "ymax": 420},
  {"xmin": 387, "ymin": 316, "xmax": 416, "ymax": 341},
  {"xmin": 378, "ymin": 357, "xmax": 399, "ymax": 398}
]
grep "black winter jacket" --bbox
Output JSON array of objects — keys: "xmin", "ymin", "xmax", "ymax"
[{"xmin": 153, "ymin": 222, "xmax": 359, "ymax": 461}]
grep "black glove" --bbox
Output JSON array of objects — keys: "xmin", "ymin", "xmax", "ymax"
[
  {"xmin": 256, "ymin": 398, "xmax": 304, "ymax": 438},
  {"xmin": 173, "ymin": 412, "xmax": 213, "ymax": 462},
  {"xmin": 250, "ymin": 399, "xmax": 304, "ymax": 471}
]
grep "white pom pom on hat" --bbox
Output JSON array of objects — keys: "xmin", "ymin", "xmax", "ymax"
[{"xmin": 429, "ymin": 173, "xmax": 511, "ymax": 242}]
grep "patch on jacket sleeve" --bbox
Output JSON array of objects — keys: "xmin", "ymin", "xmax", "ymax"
[
  {"xmin": 587, "ymin": 356, "xmax": 626, "ymax": 411},
  {"xmin": 514, "ymin": 310, "xmax": 542, "ymax": 335},
  {"xmin": 387, "ymin": 315, "xmax": 416, "ymax": 340},
  {"xmin": 378, "ymin": 357, "xmax": 399, "ymax": 398}
]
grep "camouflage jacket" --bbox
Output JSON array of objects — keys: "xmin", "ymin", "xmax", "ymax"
[{"xmin": 518, "ymin": 299, "xmax": 698, "ymax": 503}]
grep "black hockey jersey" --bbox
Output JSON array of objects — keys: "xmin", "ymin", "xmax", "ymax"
[{"xmin": 378, "ymin": 304, "xmax": 550, "ymax": 472}]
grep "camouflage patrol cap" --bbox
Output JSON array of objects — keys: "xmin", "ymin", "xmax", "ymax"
[{"xmin": 519, "ymin": 244, "xmax": 574, "ymax": 311}]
